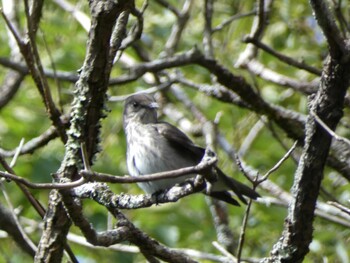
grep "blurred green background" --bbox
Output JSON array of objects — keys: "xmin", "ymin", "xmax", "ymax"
[{"xmin": 0, "ymin": 0, "xmax": 349, "ymax": 262}]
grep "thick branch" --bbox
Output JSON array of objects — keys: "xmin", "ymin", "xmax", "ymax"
[
  {"xmin": 36, "ymin": 1, "xmax": 132, "ymax": 262},
  {"xmin": 266, "ymin": 52, "xmax": 350, "ymax": 263},
  {"xmin": 310, "ymin": 0, "xmax": 348, "ymax": 59},
  {"xmin": 0, "ymin": 203, "xmax": 36, "ymax": 257},
  {"xmin": 73, "ymin": 178, "xmax": 206, "ymax": 209}
]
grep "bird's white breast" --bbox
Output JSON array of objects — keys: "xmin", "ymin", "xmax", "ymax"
[{"xmin": 125, "ymin": 122, "xmax": 195, "ymax": 193}]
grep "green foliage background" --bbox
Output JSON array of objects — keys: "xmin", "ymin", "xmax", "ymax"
[{"xmin": 0, "ymin": 0, "xmax": 349, "ymax": 262}]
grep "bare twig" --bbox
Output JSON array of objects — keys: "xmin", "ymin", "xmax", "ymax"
[
  {"xmin": 243, "ymin": 37, "xmax": 322, "ymax": 76},
  {"xmin": 0, "ymin": 171, "xmax": 86, "ymax": 190},
  {"xmin": 176, "ymin": 75, "xmax": 249, "ymax": 108},
  {"xmin": 253, "ymin": 0, "xmax": 269, "ymax": 39},
  {"xmin": 1, "ymin": 2, "xmax": 67, "ymax": 142},
  {"xmin": 235, "ymin": 0, "xmax": 272, "ymax": 67},
  {"xmin": 212, "ymin": 11, "xmax": 256, "ymax": 32},
  {"xmin": 238, "ymin": 118, "xmax": 265, "ymax": 157},
  {"xmin": 108, "ymin": 10, "xmax": 131, "ymax": 66},
  {"xmin": 0, "ymin": 182, "xmax": 37, "ymax": 255},
  {"xmin": 74, "ymin": 177, "xmax": 206, "ymax": 209},
  {"xmin": 242, "ymin": 59, "xmax": 319, "ymax": 94},
  {"xmin": 0, "ymin": 0, "xmax": 25, "ymax": 109},
  {"xmin": 218, "ymin": 134, "xmax": 350, "ymax": 228},
  {"xmin": 212, "ymin": 241, "xmax": 237, "ymax": 262},
  {"xmin": 155, "ymin": 0, "xmax": 180, "ymax": 17},
  {"xmin": 23, "ymin": 0, "xmax": 66, "ymax": 142},
  {"xmin": 80, "ymin": 143, "xmax": 91, "ymax": 171},
  {"xmin": 311, "ymin": 110, "xmax": 350, "ymax": 147},
  {"xmin": 114, "ymin": 211, "xmax": 199, "ymax": 263},
  {"xmin": 109, "ymin": 80, "xmax": 176, "ymax": 102},
  {"xmin": 258, "ymin": 140, "xmax": 299, "ymax": 183},
  {"xmin": 81, "ymin": 150, "xmax": 217, "ymax": 184},
  {"xmin": 53, "ymin": 0, "xmax": 90, "ymax": 31},
  {"xmin": 9, "ymin": 138, "xmax": 25, "ymax": 168},
  {"xmin": 310, "ymin": 0, "xmax": 348, "ymax": 59},
  {"xmin": 63, "ymin": 187, "xmax": 199, "ymax": 262},
  {"xmin": 163, "ymin": 0, "xmax": 193, "ymax": 56},
  {"xmin": 331, "ymin": 0, "xmax": 350, "ymax": 35},
  {"xmin": 67, "ymin": 232, "xmax": 139, "ymax": 253},
  {"xmin": 119, "ymin": 1, "xmax": 147, "ymax": 51},
  {"xmin": 0, "ymin": 203, "xmax": 36, "ymax": 257},
  {"xmin": 203, "ymin": 0, "xmax": 214, "ymax": 58},
  {"xmin": 0, "ymin": 156, "xmax": 46, "ymax": 217},
  {"xmin": 40, "ymin": 29, "xmax": 65, "ymax": 112},
  {"xmin": 234, "ymin": 154, "xmax": 257, "ymax": 184},
  {"xmin": 328, "ymin": 201, "xmax": 350, "ymax": 216},
  {"xmin": 0, "ymin": 125, "xmax": 61, "ymax": 158},
  {"xmin": 236, "ymin": 198, "xmax": 253, "ymax": 263},
  {"xmin": 168, "ymin": 86, "xmax": 237, "ymax": 252}
]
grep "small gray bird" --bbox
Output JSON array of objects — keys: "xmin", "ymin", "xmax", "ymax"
[{"xmin": 123, "ymin": 93, "xmax": 259, "ymax": 206}]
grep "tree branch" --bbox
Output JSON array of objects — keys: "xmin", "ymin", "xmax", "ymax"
[
  {"xmin": 266, "ymin": 39, "xmax": 350, "ymax": 263},
  {"xmin": 243, "ymin": 37, "xmax": 322, "ymax": 76},
  {"xmin": 310, "ymin": 0, "xmax": 348, "ymax": 59},
  {"xmin": 36, "ymin": 1, "xmax": 132, "ymax": 262}
]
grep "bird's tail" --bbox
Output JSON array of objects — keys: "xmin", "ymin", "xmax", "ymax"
[{"xmin": 209, "ymin": 167, "xmax": 260, "ymax": 206}]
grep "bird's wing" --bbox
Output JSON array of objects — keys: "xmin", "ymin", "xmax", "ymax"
[
  {"xmin": 154, "ymin": 122, "xmax": 205, "ymax": 163},
  {"xmin": 153, "ymin": 122, "xmax": 260, "ymax": 206}
]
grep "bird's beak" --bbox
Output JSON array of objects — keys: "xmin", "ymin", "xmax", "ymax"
[{"xmin": 148, "ymin": 102, "xmax": 159, "ymax": 109}]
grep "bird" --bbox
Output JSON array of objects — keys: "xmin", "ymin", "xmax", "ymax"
[{"xmin": 123, "ymin": 93, "xmax": 260, "ymax": 206}]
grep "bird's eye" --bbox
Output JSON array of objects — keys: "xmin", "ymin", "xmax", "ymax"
[{"xmin": 132, "ymin": 102, "xmax": 139, "ymax": 108}]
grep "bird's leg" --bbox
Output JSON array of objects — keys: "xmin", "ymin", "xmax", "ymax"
[{"xmin": 151, "ymin": 190, "xmax": 163, "ymax": 205}]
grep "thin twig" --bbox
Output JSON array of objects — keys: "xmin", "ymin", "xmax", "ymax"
[
  {"xmin": 212, "ymin": 241, "xmax": 237, "ymax": 262},
  {"xmin": 53, "ymin": 0, "xmax": 91, "ymax": 31},
  {"xmin": 311, "ymin": 110, "xmax": 350, "ymax": 147},
  {"xmin": 155, "ymin": 0, "xmax": 180, "ymax": 17},
  {"xmin": 23, "ymin": 0, "xmax": 66, "ymax": 139},
  {"xmin": 243, "ymin": 37, "xmax": 322, "ymax": 76},
  {"xmin": 81, "ymin": 142, "xmax": 91, "ymax": 171},
  {"xmin": 0, "ymin": 150, "xmax": 216, "ymax": 190},
  {"xmin": 10, "ymin": 138, "xmax": 25, "ymax": 168},
  {"xmin": 0, "ymin": 156, "xmax": 46, "ymax": 217},
  {"xmin": 163, "ymin": 0, "xmax": 193, "ymax": 56},
  {"xmin": 328, "ymin": 201, "xmax": 350, "ymax": 216},
  {"xmin": 0, "ymin": 125, "xmax": 61, "ymax": 158},
  {"xmin": 234, "ymin": 154, "xmax": 257, "ymax": 184},
  {"xmin": 236, "ymin": 198, "xmax": 253, "ymax": 262},
  {"xmin": 212, "ymin": 11, "xmax": 256, "ymax": 32},
  {"xmin": 238, "ymin": 118, "xmax": 265, "ymax": 157},
  {"xmin": 258, "ymin": 140, "xmax": 298, "ymax": 183},
  {"xmin": 67, "ymin": 232, "xmax": 139, "ymax": 253},
  {"xmin": 254, "ymin": 0, "xmax": 268, "ymax": 39},
  {"xmin": 40, "ymin": 29, "xmax": 64, "ymax": 112},
  {"xmin": 119, "ymin": 2, "xmax": 147, "ymax": 51},
  {"xmin": 243, "ymin": 59, "xmax": 318, "ymax": 94},
  {"xmin": 203, "ymin": 0, "xmax": 214, "ymax": 59},
  {"xmin": 0, "ymin": 182, "xmax": 37, "ymax": 253},
  {"xmin": 109, "ymin": 80, "xmax": 176, "ymax": 102},
  {"xmin": 0, "ymin": 170, "xmax": 86, "ymax": 190},
  {"xmin": 81, "ymin": 152, "xmax": 217, "ymax": 184},
  {"xmin": 2, "ymin": 2, "xmax": 67, "ymax": 142}
]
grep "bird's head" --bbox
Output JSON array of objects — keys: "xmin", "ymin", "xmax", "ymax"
[{"xmin": 123, "ymin": 93, "xmax": 159, "ymax": 127}]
